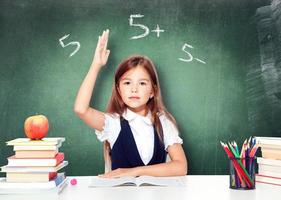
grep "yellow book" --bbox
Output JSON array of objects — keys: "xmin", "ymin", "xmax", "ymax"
[
  {"xmin": 15, "ymin": 150, "xmax": 58, "ymax": 158},
  {"xmin": 6, "ymin": 138, "xmax": 65, "ymax": 146},
  {"xmin": 6, "ymin": 172, "xmax": 57, "ymax": 182},
  {"xmin": 262, "ymin": 148, "xmax": 281, "ymax": 160}
]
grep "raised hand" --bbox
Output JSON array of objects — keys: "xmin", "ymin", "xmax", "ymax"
[{"xmin": 92, "ymin": 29, "xmax": 110, "ymax": 68}]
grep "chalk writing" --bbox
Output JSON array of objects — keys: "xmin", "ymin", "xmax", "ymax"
[
  {"xmin": 179, "ymin": 43, "xmax": 206, "ymax": 64},
  {"xmin": 59, "ymin": 34, "xmax": 80, "ymax": 57},
  {"xmin": 129, "ymin": 14, "xmax": 164, "ymax": 39},
  {"xmin": 151, "ymin": 24, "xmax": 164, "ymax": 37}
]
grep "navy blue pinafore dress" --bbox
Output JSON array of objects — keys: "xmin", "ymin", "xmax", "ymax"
[{"xmin": 110, "ymin": 118, "xmax": 167, "ymax": 170}]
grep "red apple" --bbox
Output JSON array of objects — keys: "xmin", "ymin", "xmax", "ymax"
[{"xmin": 24, "ymin": 115, "xmax": 49, "ymax": 140}]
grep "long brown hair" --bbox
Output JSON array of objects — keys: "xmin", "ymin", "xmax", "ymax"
[{"xmin": 107, "ymin": 55, "xmax": 178, "ymax": 139}]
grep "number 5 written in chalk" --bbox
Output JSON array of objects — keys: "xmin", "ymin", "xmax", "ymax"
[{"xmin": 59, "ymin": 34, "xmax": 81, "ymax": 57}]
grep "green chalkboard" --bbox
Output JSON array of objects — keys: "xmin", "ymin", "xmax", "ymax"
[{"xmin": 1, "ymin": 0, "xmax": 280, "ymax": 176}]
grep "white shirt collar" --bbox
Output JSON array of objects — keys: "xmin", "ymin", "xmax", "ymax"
[{"xmin": 122, "ymin": 108, "xmax": 152, "ymax": 125}]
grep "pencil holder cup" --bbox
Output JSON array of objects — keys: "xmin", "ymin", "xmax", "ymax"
[{"xmin": 229, "ymin": 157, "xmax": 256, "ymax": 190}]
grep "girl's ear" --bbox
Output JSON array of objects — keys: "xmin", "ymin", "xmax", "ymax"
[
  {"xmin": 150, "ymin": 89, "xmax": 155, "ymax": 99},
  {"xmin": 150, "ymin": 85, "xmax": 156, "ymax": 98}
]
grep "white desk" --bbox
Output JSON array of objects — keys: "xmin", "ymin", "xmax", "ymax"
[{"xmin": 1, "ymin": 175, "xmax": 280, "ymax": 200}]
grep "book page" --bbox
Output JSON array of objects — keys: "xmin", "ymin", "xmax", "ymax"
[
  {"xmin": 135, "ymin": 176, "xmax": 186, "ymax": 187},
  {"xmin": 89, "ymin": 176, "xmax": 136, "ymax": 187}
]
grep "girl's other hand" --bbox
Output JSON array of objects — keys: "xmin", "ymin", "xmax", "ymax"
[
  {"xmin": 91, "ymin": 29, "xmax": 110, "ymax": 69},
  {"xmin": 98, "ymin": 168, "xmax": 139, "ymax": 178}
]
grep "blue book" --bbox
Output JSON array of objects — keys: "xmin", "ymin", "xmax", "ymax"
[{"xmin": 0, "ymin": 173, "xmax": 67, "ymax": 194}]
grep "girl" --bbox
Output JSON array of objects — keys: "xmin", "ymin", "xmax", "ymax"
[{"xmin": 74, "ymin": 29, "xmax": 187, "ymax": 178}]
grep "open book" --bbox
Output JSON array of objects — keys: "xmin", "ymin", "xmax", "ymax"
[{"xmin": 89, "ymin": 176, "xmax": 186, "ymax": 187}]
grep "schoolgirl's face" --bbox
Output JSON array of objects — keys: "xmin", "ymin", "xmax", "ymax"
[{"xmin": 118, "ymin": 65, "xmax": 154, "ymax": 116}]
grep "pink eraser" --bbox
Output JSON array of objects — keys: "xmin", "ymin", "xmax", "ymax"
[{"xmin": 70, "ymin": 178, "xmax": 77, "ymax": 185}]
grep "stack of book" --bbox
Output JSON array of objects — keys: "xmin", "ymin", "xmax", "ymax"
[
  {"xmin": 255, "ymin": 137, "xmax": 281, "ymax": 186},
  {"xmin": 0, "ymin": 137, "xmax": 68, "ymax": 194}
]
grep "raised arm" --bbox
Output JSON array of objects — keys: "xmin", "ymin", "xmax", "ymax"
[{"xmin": 74, "ymin": 30, "xmax": 110, "ymax": 131}]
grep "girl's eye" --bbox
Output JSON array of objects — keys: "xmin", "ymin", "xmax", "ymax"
[
  {"xmin": 123, "ymin": 81, "xmax": 130, "ymax": 85},
  {"xmin": 140, "ymin": 82, "xmax": 147, "ymax": 86}
]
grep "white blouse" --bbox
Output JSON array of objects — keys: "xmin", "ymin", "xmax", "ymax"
[{"xmin": 95, "ymin": 108, "xmax": 183, "ymax": 165}]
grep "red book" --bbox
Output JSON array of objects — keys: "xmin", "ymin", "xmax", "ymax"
[
  {"xmin": 7, "ymin": 153, "xmax": 64, "ymax": 167},
  {"xmin": 256, "ymin": 174, "xmax": 281, "ymax": 186}
]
